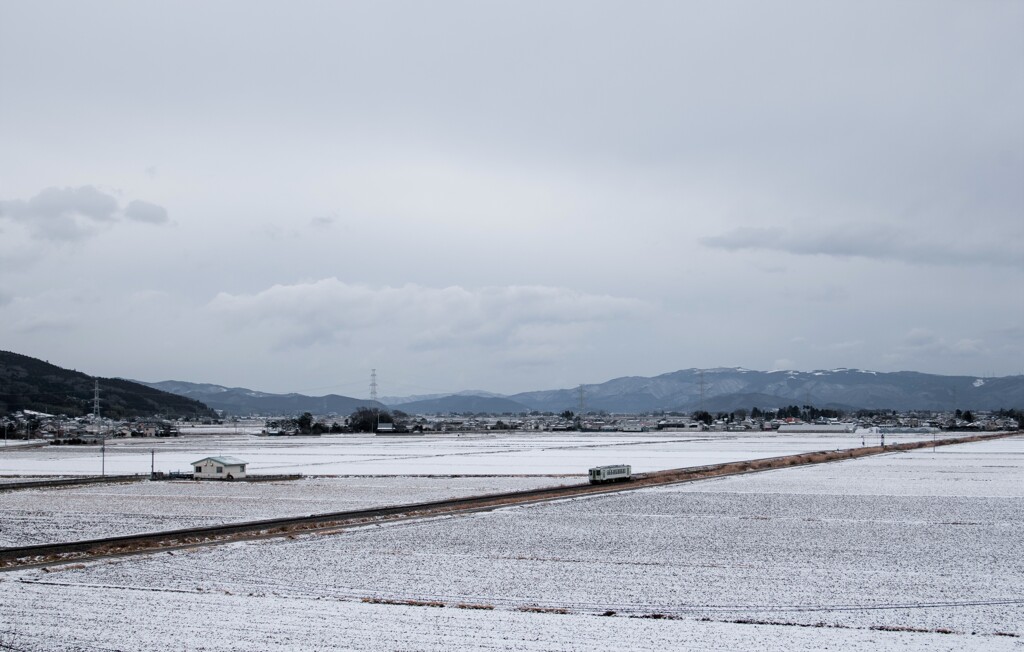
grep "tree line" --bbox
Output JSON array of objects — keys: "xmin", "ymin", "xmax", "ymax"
[{"xmin": 268, "ymin": 407, "xmax": 412, "ymax": 434}]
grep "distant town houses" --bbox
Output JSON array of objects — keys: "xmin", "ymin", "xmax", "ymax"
[
  {"xmin": 334, "ymin": 409, "xmax": 1019, "ymax": 435},
  {"xmin": 0, "ymin": 406, "xmax": 1019, "ymax": 442},
  {"xmin": 0, "ymin": 412, "xmax": 182, "ymax": 443}
]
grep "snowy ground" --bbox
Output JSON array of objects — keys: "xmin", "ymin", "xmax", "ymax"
[
  {"xmin": 0, "ymin": 476, "xmax": 569, "ymax": 546},
  {"xmin": 0, "ymin": 431, "xmax": 963, "ymax": 546},
  {"xmin": 0, "ymin": 430, "xmax": 948, "ymax": 477},
  {"xmin": 4, "ymin": 581, "xmax": 1018, "ymax": 652},
  {"xmin": 1, "ymin": 435, "xmax": 1020, "ymax": 650}
]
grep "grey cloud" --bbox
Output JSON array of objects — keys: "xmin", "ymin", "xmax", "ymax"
[
  {"xmin": 702, "ymin": 223, "xmax": 1022, "ymax": 269},
  {"xmin": 887, "ymin": 328, "xmax": 986, "ymax": 360},
  {"xmin": 0, "ymin": 186, "xmax": 119, "ymax": 241},
  {"xmin": 11, "ymin": 314, "xmax": 79, "ymax": 334},
  {"xmin": 309, "ymin": 217, "xmax": 335, "ymax": 228},
  {"xmin": 819, "ymin": 340, "xmax": 863, "ymax": 352},
  {"xmin": 124, "ymin": 199, "xmax": 169, "ymax": 224},
  {"xmin": 208, "ymin": 278, "xmax": 645, "ymax": 355},
  {"xmin": 0, "ymin": 186, "xmax": 169, "ymax": 241},
  {"xmin": 0, "ymin": 3, "xmax": 1020, "ymax": 390},
  {"xmin": 0, "ymin": 185, "xmax": 119, "ymax": 222},
  {"xmin": 988, "ymin": 325, "xmax": 1024, "ymax": 342}
]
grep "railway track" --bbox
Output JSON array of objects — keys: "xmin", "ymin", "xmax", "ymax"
[{"xmin": 1, "ymin": 430, "xmax": 1016, "ymax": 571}]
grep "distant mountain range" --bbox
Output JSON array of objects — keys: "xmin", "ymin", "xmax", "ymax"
[
  {"xmin": 505, "ymin": 368, "xmax": 1024, "ymax": 413},
  {"xmin": 0, "ymin": 351, "xmax": 217, "ymax": 419},
  {"xmin": 147, "ymin": 367, "xmax": 1023, "ymax": 416},
  {"xmin": 139, "ymin": 380, "xmax": 386, "ymax": 416},
  {"xmin": 12, "ymin": 348, "xmax": 1017, "ymax": 420}
]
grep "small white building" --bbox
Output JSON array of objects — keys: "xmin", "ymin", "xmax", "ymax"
[{"xmin": 192, "ymin": 456, "xmax": 247, "ymax": 480}]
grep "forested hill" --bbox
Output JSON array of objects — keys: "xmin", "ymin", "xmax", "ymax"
[
  {"xmin": 139, "ymin": 380, "xmax": 384, "ymax": 416},
  {"xmin": 0, "ymin": 350, "xmax": 218, "ymax": 419}
]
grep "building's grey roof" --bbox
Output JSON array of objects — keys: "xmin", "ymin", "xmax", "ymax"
[{"xmin": 192, "ymin": 456, "xmax": 247, "ymax": 466}]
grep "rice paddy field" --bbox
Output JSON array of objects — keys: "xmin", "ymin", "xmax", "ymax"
[
  {"xmin": 1, "ymin": 433, "xmax": 1021, "ymax": 650},
  {"xmin": 0, "ymin": 430, "xmax": 947, "ymax": 546},
  {"xmin": 0, "ymin": 429, "xmax": 927, "ymax": 478}
]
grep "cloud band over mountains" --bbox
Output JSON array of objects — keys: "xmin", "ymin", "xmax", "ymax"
[
  {"xmin": 209, "ymin": 279, "xmax": 645, "ymax": 360},
  {"xmin": 702, "ymin": 223, "xmax": 1022, "ymax": 269}
]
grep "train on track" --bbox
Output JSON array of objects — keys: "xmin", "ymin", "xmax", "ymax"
[{"xmin": 588, "ymin": 464, "xmax": 632, "ymax": 484}]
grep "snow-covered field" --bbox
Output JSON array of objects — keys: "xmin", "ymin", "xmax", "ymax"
[
  {"xmin": 0, "ymin": 431, "xmax": 964, "ymax": 546},
  {"xmin": 0, "ymin": 476, "xmax": 569, "ymax": 546},
  {"xmin": 0, "ymin": 430, "xmax": 943, "ymax": 477},
  {"xmin": 1, "ymin": 435, "xmax": 1020, "ymax": 650}
]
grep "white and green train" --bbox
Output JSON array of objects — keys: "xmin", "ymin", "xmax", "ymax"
[{"xmin": 588, "ymin": 464, "xmax": 632, "ymax": 484}]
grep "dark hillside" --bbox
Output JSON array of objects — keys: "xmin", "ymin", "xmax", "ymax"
[
  {"xmin": 140, "ymin": 380, "xmax": 385, "ymax": 416},
  {"xmin": 0, "ymin": 350, "xmax": 218, "ymax": 419}
]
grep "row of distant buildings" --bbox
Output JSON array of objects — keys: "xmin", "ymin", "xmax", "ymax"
[
  {"xmin": 0, "ymin": 412, "xmax": 179, "ymax": 442},
  {"xmin": 374, "ymin": 411, "xmax": 1019, "ymax": 434},
  {"xmin": 2, "ymin": 409, "xmax": 1018, "ymax": 440}
]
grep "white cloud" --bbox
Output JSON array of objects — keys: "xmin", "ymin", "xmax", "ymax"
[{"xmin": 208, "ymin": 279, "xmax": 645, "ymax": 360}]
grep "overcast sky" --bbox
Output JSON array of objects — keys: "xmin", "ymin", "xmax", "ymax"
[{"xmin": 1, "ymin": 1, "xmax": 1022, "ymax": 397}]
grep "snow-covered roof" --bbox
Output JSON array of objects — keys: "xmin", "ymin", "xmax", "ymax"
[{"xmin": 192, "ymin": 456, "xmax": 247, "ymax": 466}]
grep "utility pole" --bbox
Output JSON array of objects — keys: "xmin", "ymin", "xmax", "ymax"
[
  {"xmin": 370, "ymin": 369, "xmax": 380, "ymax": 434},
  {"xmin": 577, "ymin": 385, "xmax": 585, "ymax": 430},
  {"xmin": 94, "ymin": 380, "xmax": 105, "ymax": 477}
]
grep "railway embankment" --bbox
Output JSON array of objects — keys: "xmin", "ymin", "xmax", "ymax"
[{"xmin": 0, "ymin": 475, "xmax": 145, "ymax": 492}]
